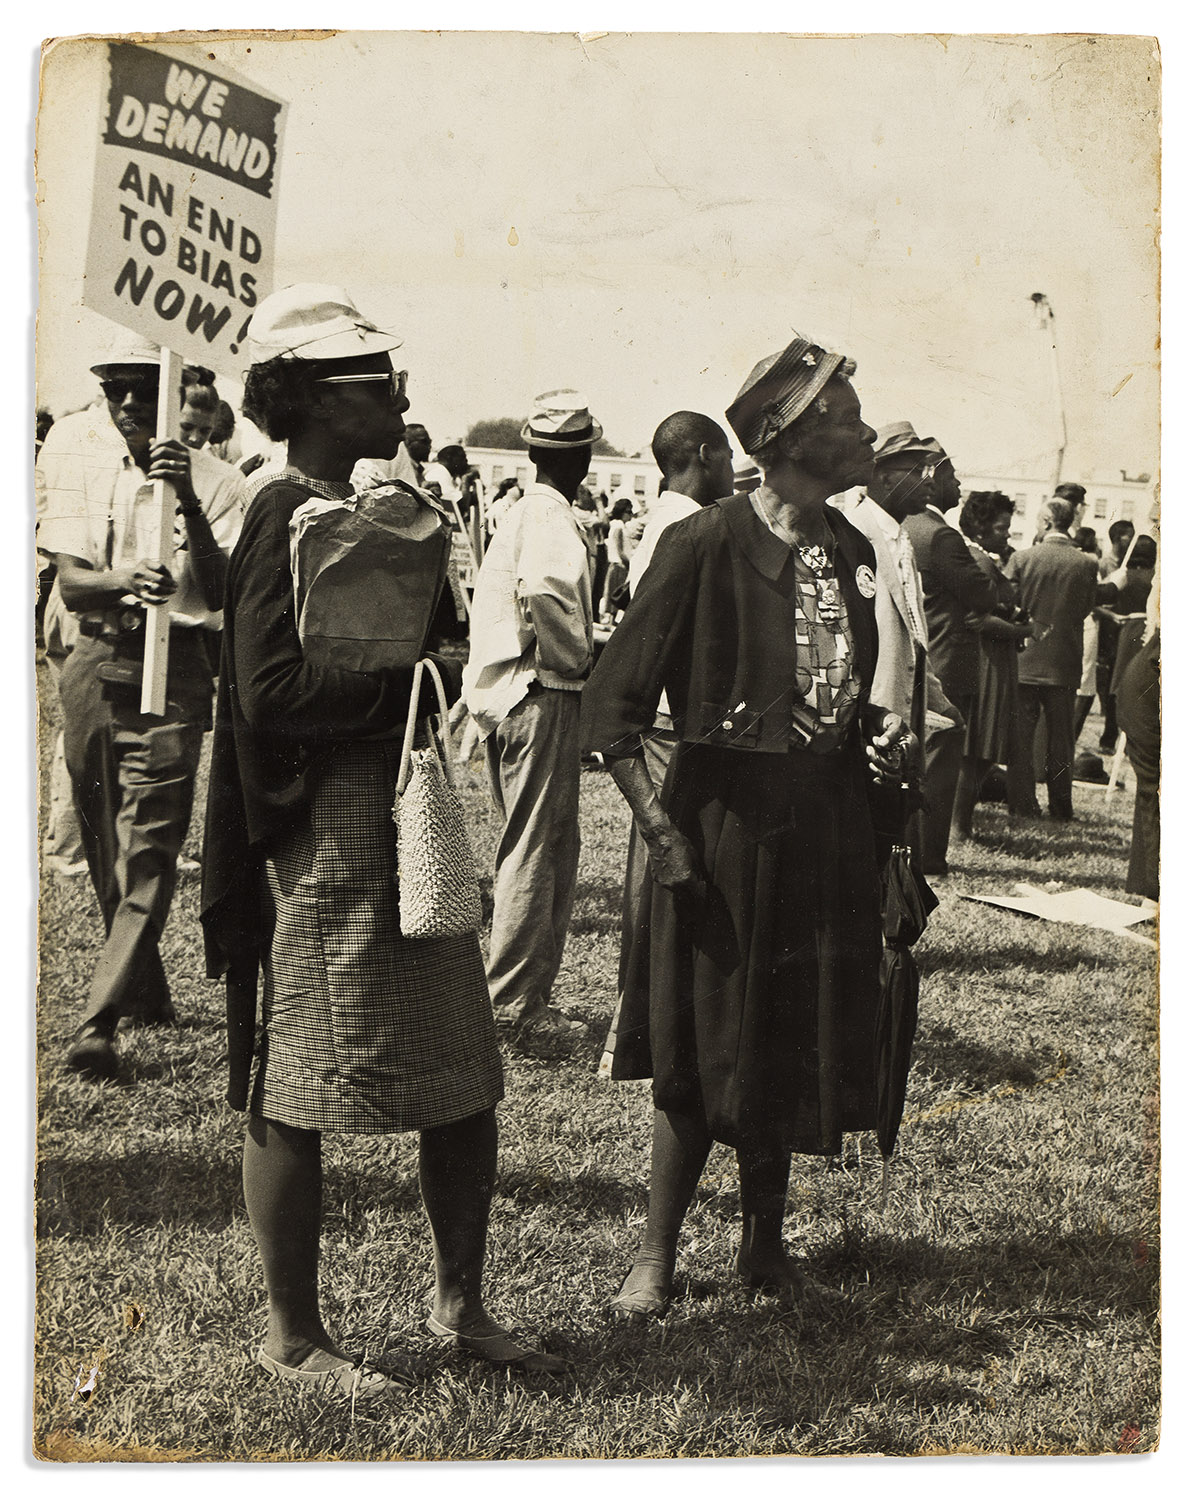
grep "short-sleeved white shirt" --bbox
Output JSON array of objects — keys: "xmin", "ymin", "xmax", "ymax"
[{"xmin": 36, "ymin": 407, "xmax": 245, "ymax": 629}]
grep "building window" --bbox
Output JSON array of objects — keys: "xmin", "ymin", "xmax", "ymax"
[
  {"xmin": 1093, "ymin": 495, "xmax": 1107, "ymax": 519},
  {"xmin": 586, "ymin": 471, "xmax": 598, "ymax": 488},
  {"xmin": 491, "ymin": 465, "xmax": 505, "ymax": 485},
  {"xmin": 1122, "ymin": 499, "xmax": 1135, "ymax": 521},
  {"xmin": 520, "ymin": 467, "xmax": 531, "ymax": 487},
  {"xmin": 1014, "ymin": 496, "xmax": 1026, "ymax": 516},
  {"xmin": 610, "ymin": 472, "xmax": 622, "ymax": 488},
  {"xmin": 634, "ymin": 474, "xmax": 646, "ymax": 495}
]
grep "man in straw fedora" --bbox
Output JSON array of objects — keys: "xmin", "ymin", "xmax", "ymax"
[{"xmin": 464, "ymin": 390, "xmax": 603, "ymax": 1052}]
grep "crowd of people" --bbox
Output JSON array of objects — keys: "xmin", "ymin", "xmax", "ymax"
[{"xmin": 35, "ymin": 286, "xmax": 1159, "ymax": 1395}]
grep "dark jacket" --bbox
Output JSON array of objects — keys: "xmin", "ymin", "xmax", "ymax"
[
  {"xmin": 581, "ymin": 493, "xmax": 885, "ymax": 758},
  {"xmin": 1005, "ymin": 533, "xmax": 1099, "ymax": 689},
  {"xmin": 903, "ymin": 507, "xmax": 997, "ymax": 706}
]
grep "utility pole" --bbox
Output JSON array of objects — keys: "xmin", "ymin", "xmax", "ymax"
[{"xmin": 1030, "ymin": 293, "xmax": 1067, "ymax": 492}]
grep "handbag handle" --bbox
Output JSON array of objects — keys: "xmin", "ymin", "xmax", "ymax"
[{"xmin": 397, "ymin": 657, "xmax": 455, "ymax": 795}]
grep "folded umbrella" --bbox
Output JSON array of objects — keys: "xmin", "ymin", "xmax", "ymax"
[{"xmin": 874, "ymin": 836, "xmax": 938, "ymax": 1204}]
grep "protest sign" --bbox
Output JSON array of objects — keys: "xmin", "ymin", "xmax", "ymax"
[
  {"xmin": 80, "ymin": 42, "xmax": 286, "ymax": 710},
  {"xmin": 83, "ymin": 41, "xmax": 287, "ymax": 380}
]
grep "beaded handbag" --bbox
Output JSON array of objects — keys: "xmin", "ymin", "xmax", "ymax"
[{"xmin": 392, "ymin": 659, "xmax": 483, "ymax": 940}]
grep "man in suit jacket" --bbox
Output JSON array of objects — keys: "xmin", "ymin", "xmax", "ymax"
[
  {"xmin": 901, "ymin": 444, "xmax": 997, "ymax": 874},
  {"xmin": 1005, "ymin": 497, "xmax": 1101, "ymax": 820}
]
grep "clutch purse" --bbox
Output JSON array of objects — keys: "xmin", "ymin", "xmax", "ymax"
[{"xmin": 392, "ymin": 658, "xmax": 483, "ymax": 940}]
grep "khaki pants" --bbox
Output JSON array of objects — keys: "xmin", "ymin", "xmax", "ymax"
[{"xmin": 484, "ymin": 686, "xmax": 581, "ymax": 1026}]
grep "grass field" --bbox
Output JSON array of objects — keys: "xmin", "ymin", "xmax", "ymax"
[{"xmin": 33, "ymin": 656, "xmax": 1159, "ymax": 1461}]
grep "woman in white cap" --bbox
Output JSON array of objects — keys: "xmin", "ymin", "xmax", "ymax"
[
  {"xmin": 202, "ymin": 284, "xmax": 565, "ymax": 1393},
  {"xmin": 583, "ymin": 336, "xmax": 909, "ymax": 1318}
]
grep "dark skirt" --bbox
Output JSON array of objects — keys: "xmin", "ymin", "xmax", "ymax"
[
  {"xmin": 964, "ymin": 636, "xmax": 1018, "ymax": 763},
  {"xmin": 252, "ymin": 739, "xmax": 504, "ymax": 1134},
  {"xmin": 612, "ymin": 742, "xmax": 883, "ymax": 1155}
]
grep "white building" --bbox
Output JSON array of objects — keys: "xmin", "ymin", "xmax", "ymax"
[
  {"xmin": 954, "ymin": 472, "xmax": 1157, "ymax": 550},
  {"xmin": 469, "ymin": 445, "xmax": 1158, "ymax": 554}
]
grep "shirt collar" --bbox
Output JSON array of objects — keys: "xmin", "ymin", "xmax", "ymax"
[
  {"xmin": 528, "ymin": 480, "xmax": 572, "ymax": 508},
  {"xmin": 1043, "ymin": 530, "xmax": 1073, "ymax": 543},
  {"xmin": 861, "ymin": 496, "xmax": 902, "ymax": 540}
]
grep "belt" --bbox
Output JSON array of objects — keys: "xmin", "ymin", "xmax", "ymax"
[{"xmin": 79, "ymin": 606, "xmax": 144, "ymax": 641}]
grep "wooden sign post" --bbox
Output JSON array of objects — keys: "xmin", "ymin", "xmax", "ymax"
[{"xmin": 140, "ymin": 346, "xmax": 182, "ymax": 715}]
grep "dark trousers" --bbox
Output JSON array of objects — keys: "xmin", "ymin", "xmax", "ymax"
[
  {"xmin": 919, "ymin": 700, "xmax": 969, "ymax": 874},
  {"xmin": 1008, "ymin": 683, "xmax": 1076, "ymax": 820},
  {"xmin": 601, "ymin": 723, "xmax": 676, "ymax": 1069},
  {"xmin": 60, "ymin": 633, "xmax": 212, "ymax": 1030}
]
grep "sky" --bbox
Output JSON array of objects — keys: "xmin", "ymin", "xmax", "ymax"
[{"xmin": 35, "ymin": 28, "xmax": 1159, "ymax": 483}]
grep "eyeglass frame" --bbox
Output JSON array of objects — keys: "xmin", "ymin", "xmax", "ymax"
[{"xmin": 312, "ymin": 369, "xmax": 408, "ymax": 400}]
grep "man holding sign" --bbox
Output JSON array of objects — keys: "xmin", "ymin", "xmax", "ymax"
[{"xmin": 37, "ymin": 333, "xmax": 244, "ymax": 1079}]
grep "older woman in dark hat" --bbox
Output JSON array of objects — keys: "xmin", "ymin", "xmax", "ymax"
[
  {"xmin": 202, "ymin": 284, "xmax": 564, "ymax": 1394},
  {"xmin": 582, "ymin": 336, "xmax": 909, "ymax": 1317}
]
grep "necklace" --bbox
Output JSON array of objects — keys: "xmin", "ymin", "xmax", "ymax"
[{"xmin": 752, "ymin": 494, "xmax": 841, "ymax": 623}]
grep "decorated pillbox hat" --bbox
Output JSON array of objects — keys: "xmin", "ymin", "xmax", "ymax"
[{"xmin": 725, "ymin": 335, "xmax": 851, "ymax": 456}]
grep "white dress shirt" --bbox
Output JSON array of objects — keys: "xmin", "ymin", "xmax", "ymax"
[
  {"xmin": 36, "ymin": 408, "xmax": 245, "ymax": 631},
  {"xmin": 627, "ymin": 489, "xmax": 703, "ymax": 597},
  {"xmin": 463, "ymin": 482, "xmax": 593, "ymax": 735}
]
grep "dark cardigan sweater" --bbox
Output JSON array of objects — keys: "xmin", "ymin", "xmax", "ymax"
[{"xmin": 581, "ymin": 493, "xmax": 886, "ymax": 758}]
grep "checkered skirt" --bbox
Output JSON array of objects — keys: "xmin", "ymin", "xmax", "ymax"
[{"xmin": 251, "ymin": 739, "xmax": 503, "ymax": 1133}]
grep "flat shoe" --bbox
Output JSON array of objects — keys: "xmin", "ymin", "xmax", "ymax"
[
  {"xmin": 255, "ymin": 1346, "xmax": 416, "ymax": 1398},
  {"xmin": 611, "ymin": 1270, "xmax": 671, "ymax": 1320},
  {"xmin": 424, "ymin": 1313, "xmax": 568, "ymax": 1375},
  {"xmin": 735, "ymin": 1258, "xmax": 845, "ymax": 1310}
]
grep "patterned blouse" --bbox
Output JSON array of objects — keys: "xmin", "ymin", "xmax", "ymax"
[{"xmin": 751, "ymin": 495, "xmax": 862, "ymax": 751}]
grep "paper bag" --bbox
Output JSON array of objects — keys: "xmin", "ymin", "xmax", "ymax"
[{"xmin": 290, "ymin": 483, "xmax": 450, "ymax": 671}]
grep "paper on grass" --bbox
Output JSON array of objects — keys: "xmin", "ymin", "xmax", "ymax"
[{"xmin": 964, "ymin": 885, "xmax": 1156, "ymax": 945}]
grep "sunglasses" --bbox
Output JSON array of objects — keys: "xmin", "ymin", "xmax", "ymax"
[
  {"xmin": 100, "ymin": 375, "xmax": 160, "ymax": 403},
  {"xmin": 313, "ymin": 369, "xmax": 408, "ymax": 400}
]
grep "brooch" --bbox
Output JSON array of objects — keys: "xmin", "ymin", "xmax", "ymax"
[{"xmin": 856, "ymin": 565, "xmax": 876, "ymax": 598}]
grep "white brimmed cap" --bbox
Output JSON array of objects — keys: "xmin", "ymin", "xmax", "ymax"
[
  {"xmin": 247, "ymin": 283, "xmax": 404, "ymax": 363},
  {"xmin": 520, "ymin": 389, "xmax": 604, "ymax": 448}
]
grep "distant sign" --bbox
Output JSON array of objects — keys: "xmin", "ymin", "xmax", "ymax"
[{"xmin": 83, "ymin": 43, "xmax": 287, "ymax": 378}]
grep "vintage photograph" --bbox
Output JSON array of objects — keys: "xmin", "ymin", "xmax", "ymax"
[{"xmin": 33, "ymin": 28, "xmax": 1160, "ymax": 1461}]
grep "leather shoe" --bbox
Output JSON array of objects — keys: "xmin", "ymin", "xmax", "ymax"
[
  {"xmin": 498, "ymin": 1007, "xmax": 587, "ymax": 1056},
  {"xmin": 123, "ymin": 1000, "xmax": 178, "ymax": 1029},
  {"xmin": 65, "ymin": 1024, "xmax": 120, "ymax": 1081}
]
